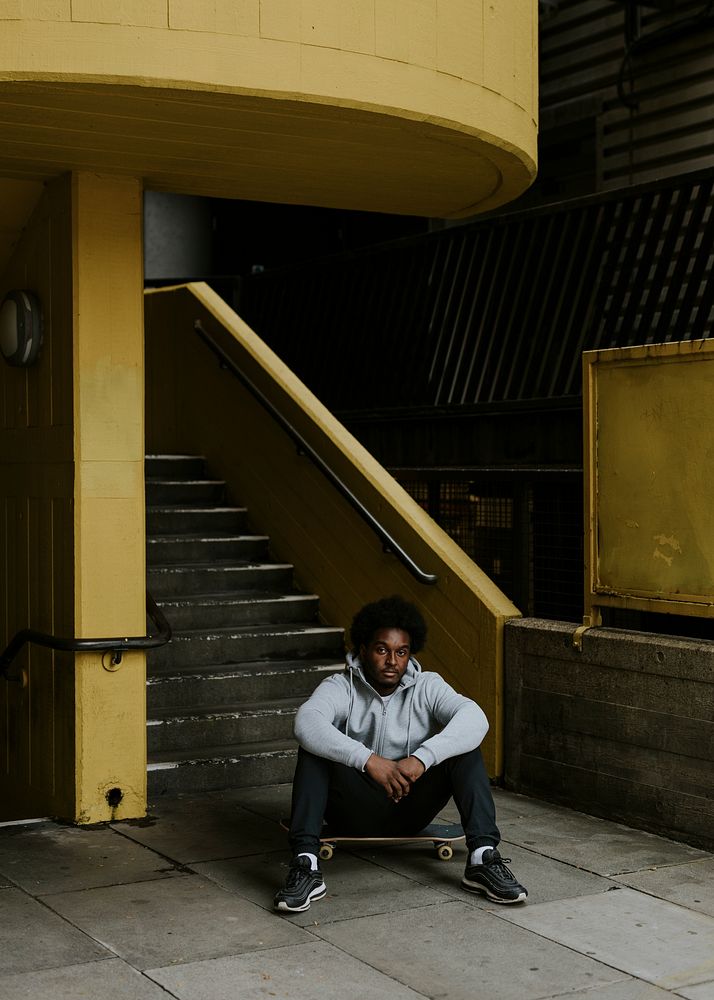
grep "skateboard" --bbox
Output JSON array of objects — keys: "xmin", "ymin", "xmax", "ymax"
[{"xmin": 280, "ymin": 819, "xmax": 465, "ymax": 861}]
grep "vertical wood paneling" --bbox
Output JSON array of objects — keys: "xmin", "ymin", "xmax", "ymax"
[{"xmin": 0, "ymin": 175, "xmax": 75, "ymax": 820}]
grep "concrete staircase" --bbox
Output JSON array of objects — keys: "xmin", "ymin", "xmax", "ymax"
[{"xmin": 145, "ymin": 454, "xmax": 345, "ymax": 795}]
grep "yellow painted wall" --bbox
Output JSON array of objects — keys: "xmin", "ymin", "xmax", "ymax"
[
  {"xmin": 0, "ymin": 1, "xmax": 537, "ymax": 217},
  {"xmin": 0, "ymin": 172, "xmax": 146, "ymax": 823},
  {"xmin": 145, "ymin": 284, "xmax": 520, "ymax": 776},
  {"xmin": 0, "ymin": 175, "xmax": 75, "ymax": 820},
  {"xmin": 71, "ymin": 172, "xmax": 146, "ymax": 824}
]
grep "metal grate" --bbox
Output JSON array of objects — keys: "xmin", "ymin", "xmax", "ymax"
[{"xmin": 395, "ymin": 471, "xmax": 583, "ymax": 622}]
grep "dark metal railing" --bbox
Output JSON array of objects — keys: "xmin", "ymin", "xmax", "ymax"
[
  {"xmin": 0, "ymin": 593, "xmax": 172, "ymax": 683},
  {"xmin": 194, "ymin": 320, "xmax": 438, "ymax": 585}
]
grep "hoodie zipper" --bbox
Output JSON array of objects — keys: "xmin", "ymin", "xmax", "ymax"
[{"xmin": 376, "ymin": 700, "xmax": 389, "ymax": 756}]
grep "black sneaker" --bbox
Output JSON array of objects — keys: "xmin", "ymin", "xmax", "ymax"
[
  {"xmin": 462, "ymin": 848, "xmax": 528, "ymax": 904},
  {"xmin": 274, "ymin": 856, "xmax": 327, "ymax": 913}
]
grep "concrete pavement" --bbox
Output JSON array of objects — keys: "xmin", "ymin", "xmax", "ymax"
[{"xmin": 1, "ymin": 785, "xmax": 713, "ymax": 999}]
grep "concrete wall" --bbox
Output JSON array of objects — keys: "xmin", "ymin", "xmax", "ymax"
[
  {"xmin": 0, "ymin": 1, "xmax": 537, "ymax": 218},
  {"xmin": 504, "ymin": 618, "xmax": 714, "ymax": 849}
]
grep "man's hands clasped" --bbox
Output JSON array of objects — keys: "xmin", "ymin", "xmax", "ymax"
[{"xmin": 365, "ymin": 754, "xmax": 426, "ymax": 801}]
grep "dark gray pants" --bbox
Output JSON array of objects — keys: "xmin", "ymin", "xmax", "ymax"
[{"xmin": 288, "ymin": 746, "xmax": 500, "ymax": 855}]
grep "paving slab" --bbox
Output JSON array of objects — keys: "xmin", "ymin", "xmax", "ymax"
[
  {"xmin": 223, "ymin": 783, "xmax": 293, "ymax": 823},
  {"xmin": 114, "ymin": 795, "xmax": 285, "ymax": 864},
  {"xmin": 350, "ymin": 837, "xmax": 612, "ymax": 908},
  {"xmin": 494, "ymin": 886, "xmax": 714, "ymax": 992},
  {"xmin": 0, "ymin": 823, "xmax": 181, "ymax": 895},
  {"xmin": 484, "ymin": 794, "xmax": 711, "ymax": 876},
  {"xmin": 195, "ymin": 849, "xmax": 448, "ymax": 926},
  {"xmin": 676, "ymin": 980, "xmax": 714, "ymax": 999},
  {"xmin": 0, "ymin": 958, "xmax": 171, "ymax": 999},
  {"xmin": 146, "ymin": 940, "xmax": 429, "ymax": 999},
  {"xmin": 313, "ymin": 900, "xmax": 626, "ymax": 1000},
  {"xmin": 539, "ymin": 983, "xmax": 677, "ymax": 1000},
  {"xmin": 0, "ymin": 888, "xmax": 110, "ymax": 977},
  {"xmin": 43, "ymin": 874, "xmax": 308, "ymax": 970},
  {"xmin": 613, "ymin": 857, "xmax": 714, "ymax": 918}
]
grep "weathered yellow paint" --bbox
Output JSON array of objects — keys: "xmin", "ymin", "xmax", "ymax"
[
  {"xmin": 0, "ymin": 172, "xmax": 146, "ymax": 823},
  {"xmin": 1, "ymin": 175, "xmax": 75, "ymax": 821},
  {"xmin": 0, "ymin": 178, "xmax": 44, "ymax": 275},
  {"xmin": 146, "ymin": 284, "xmax": 520, "ymax": 776},
  {"xmin": 0, "ymin": 0, "xmax": 537, "ymax": 246},
  {"xmin": 583, "ymin": 339, "xmax": 714, "ymax": 623},
  {"xmin": 72, "ymin": 172, "xmax": 146, "ymax": 823}
]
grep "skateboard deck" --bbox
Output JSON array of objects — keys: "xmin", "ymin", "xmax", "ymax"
[{"xmin": 280, "ymin": 818, "xmax": 465, "ymax": 861}]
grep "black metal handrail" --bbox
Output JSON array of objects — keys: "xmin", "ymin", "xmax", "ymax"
[
  {"xmin": 194, "ymin": 320, "xmax": 438, "ymax": 585},
  {"xmin": 0, "ymin": 593, "xmax": 172, "ymax": 683}
]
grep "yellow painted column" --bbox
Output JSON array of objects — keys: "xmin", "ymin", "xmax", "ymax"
[{"xmin": 72, "ymin": 172, "xmax": 146, "ymax": 823}]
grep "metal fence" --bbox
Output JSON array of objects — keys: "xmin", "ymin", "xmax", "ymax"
[{"xmin": 393, "ymin": 469, "xmax": 584, "ymax": 622}]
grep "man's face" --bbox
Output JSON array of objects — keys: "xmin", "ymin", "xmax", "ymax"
[{"xmin": 360, "ymin": 627, "xmax": 411, "ymax": 695}]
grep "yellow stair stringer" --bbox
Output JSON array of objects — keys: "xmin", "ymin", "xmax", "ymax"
[{"xmin": 144, "ymin": 282, "xmax": 521, "ymax": 778}]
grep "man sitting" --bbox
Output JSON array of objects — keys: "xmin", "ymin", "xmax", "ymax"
[{"xmin": 274, "ymin": 594, "xmax": 527, "ymax": 913}]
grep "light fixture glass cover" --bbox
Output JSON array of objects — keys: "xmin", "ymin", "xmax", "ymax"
[{"xmin": 0, "ymin": 290, "xmax": 43, "ymax": 367}]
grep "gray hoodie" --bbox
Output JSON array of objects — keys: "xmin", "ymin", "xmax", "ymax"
[{"xmin": 293, "ymin": 652, "xmax": 489, "ymax": 772}]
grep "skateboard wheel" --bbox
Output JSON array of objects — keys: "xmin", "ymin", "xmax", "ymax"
[
  {"xmin": 319, "ymin": 844, "xmax": 334, "ymax": 861},
  {"xmin": 436, "ymin": 843, "xmax": 453, "ymax": 861}
]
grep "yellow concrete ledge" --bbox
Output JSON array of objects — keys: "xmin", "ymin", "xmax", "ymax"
[{"xmin": 0, "ymin": 1, "xmax": 537, "ymax": 217}]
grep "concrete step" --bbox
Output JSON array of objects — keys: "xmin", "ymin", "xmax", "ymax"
[
  {"xmin": 146, "ymin": 658, "xmax": 342, "ymax": 711},
  {"xmin": 147, "ymin": 697, "xmax": 303, "ymax": 752},
  {"xmin": 149, "ymin": 624, "xmax": 345, "ymax": 670},
  {"xmin": 156, "ymin": 592, "xmax": 319, "ymax": 630},
  {"xmin": 145, "ymin": 454, "xmax": 206, "ymax": 479},
  {"xmin": 145, "ymin": 479, "xmax": 226, "ymax": 506},
  {"xmin": 147, "ymin": 506, "xmax": 249, "ymax": 536},
  {"xmin": 147, "ymin": 562, "xmax": 294, "ymax": 598},
  {"xmin": 147, "ymin": 739, "xmax": 298, "ymax": 794},
  {"xmin": 146, "ymin": 534, "xmax": 270, "ymax": 566}
]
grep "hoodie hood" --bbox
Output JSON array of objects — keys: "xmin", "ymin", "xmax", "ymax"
[{"xmin": 345, "ymin": 650, "xmax": 422, "ymax": 688}]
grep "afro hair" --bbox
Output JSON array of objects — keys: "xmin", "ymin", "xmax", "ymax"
[{"xmin": 349, "ymin": 595, "xmax": 427, "ymax": 654}]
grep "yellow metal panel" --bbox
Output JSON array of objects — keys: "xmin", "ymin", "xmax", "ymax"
[
  {"xmin": 584, "ymin": 340, "xmax": 714, "ymax": 620},
  {"xmin": 145, "ymin": 284, "xmax": 520, "ymax": 776}
]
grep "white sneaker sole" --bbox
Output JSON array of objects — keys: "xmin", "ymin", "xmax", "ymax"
[
  {"xmin": 275, "ymin": 882, "xmax": 326, "ymax": 913},
  {"xmin": 461, "ymin": 878, "xmax": 527, "ymax": 904}
]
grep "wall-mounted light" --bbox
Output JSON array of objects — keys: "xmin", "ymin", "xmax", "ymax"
[{"xmin": 0, "ymin": 290, "xmax": 44, "ymax": 367}]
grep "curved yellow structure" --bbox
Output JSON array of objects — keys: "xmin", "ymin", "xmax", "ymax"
[
  {"xmin": 0, "ymin": 2, "xmax": 536, "ymax": 823},
  {"xmin": 0, "ymin": 1, "xmax": 537, "ymax": 219}
]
